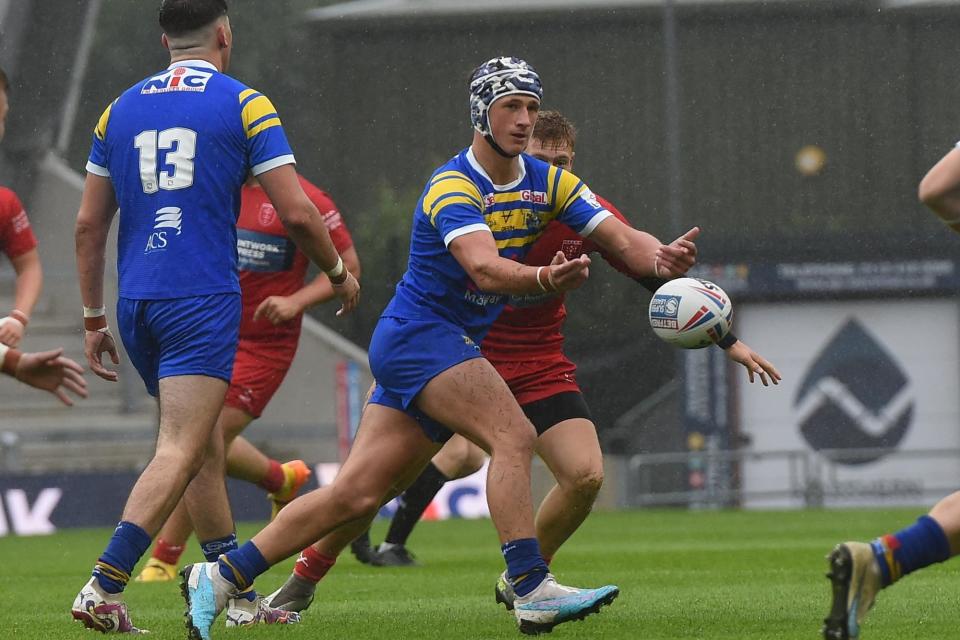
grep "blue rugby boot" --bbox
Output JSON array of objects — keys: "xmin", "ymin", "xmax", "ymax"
[
  {"xmin": 180, "ymin": 562, "xmax": 236, "ymax": 640},
  {"xmin": 512, "ymin": 573, "xmax": 619, "ymax": 635}
]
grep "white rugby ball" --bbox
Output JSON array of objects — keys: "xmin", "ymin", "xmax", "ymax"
[{"xmin": 648, "ymin": 278, "xmax": 733, "ymax": 349}]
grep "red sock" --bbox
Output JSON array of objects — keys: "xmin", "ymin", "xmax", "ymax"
[
  {"xmin": 153, "ymin": 538, "xmax": 186, "ymax": 566},
  {"xmin": 259, "ymin": 459, "xmax": 285, "ymax": 493},
  {"xmin": 293, "ymin": 545, "xmax": 336, "ymax": 584}
]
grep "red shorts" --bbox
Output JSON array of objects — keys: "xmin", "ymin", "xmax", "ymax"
[
  {"xmin": 223, "ymin": 337, "xmax": 297, "ymax": 418},
  {"xmin": 492, "ymin": 355, "xmax": 581, "ymax": 406}
]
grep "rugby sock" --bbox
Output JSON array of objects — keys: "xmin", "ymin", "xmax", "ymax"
[
  {"xmin": 384, "ymin": 462, "xmax": 449, "ymax": 546},
  {"xmin": 502, "ymin": 537, "xmax": 548, "ymax": 597},
  {"xmin": 153, "ymin": 537, "xmax": 186, "ymax": 566},
  {"xmin": 292, "ymin": 545, "xmax": 337, "ymax": 584},
  {"xmin": 218, "ymin": 541, "xmax": 270, "ymax": 591},
  {"xmin": 870, "ymin": 515, "xmax": 951, "ymax": 587},
  {"xmin": 259, "ymin": 459, "xmax": 285, "ymax": 494},
  {"xmin": 94, "ymin": 521, "xmax": 152, "ymax": 594},
  {"xmin": 200, "ymin": 532, "xmax": 238, "ymax": 562}
]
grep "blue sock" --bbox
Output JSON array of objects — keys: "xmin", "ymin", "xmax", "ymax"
[
  {"xmin": 93, "ymin": 521, "xmax": 152, "ymax": 594},
  {"xmin": 870, "ymin": 515, "xmax": 951, "ymax": 587},
  {"xmin": 200, "ymin": 532, "xmax": 238, "ymax": 562},
  {"xmin": 502, "ymin": 538, "xmax": 548, "ymax": 597},
  {"xmin": 218, "ymin": 541, "xmax": 269, "ymax": 591}
]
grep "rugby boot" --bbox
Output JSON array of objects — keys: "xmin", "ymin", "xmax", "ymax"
[
  {"xmin": 823, "ymin": 542, "xmax": 882, "ymax": 640},
  {"xmin": 512, "ymin": 573, "xmax": 618, "ymax": 635},
  {"xmin": 268, "ymin": 460, "xmax": 311, "ymax": 520},
  {"xmin": 71, "ymin": 577, "xmax": 147, "ymax": 634}
]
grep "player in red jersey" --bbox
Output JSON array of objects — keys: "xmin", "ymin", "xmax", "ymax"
[
  {"xmin": 263, "ymin": 110, "xmax": 780, "ymax": 611},
  {"xmin": 134, "ymin": 172, "xmax": 360, "ymax": 585},
  {"xmin": 0, "ymin": 67, "xmax": 42, "ymax": 349}
]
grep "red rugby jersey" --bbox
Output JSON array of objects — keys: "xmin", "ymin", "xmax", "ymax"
[
  {"xmin": 481, "ymin": 196, "xmax": 634, "ymax": 363},
  {"xmin": 236, "ymin": 175, "xmax": 354, "ymax": 340},
  {"xmin": 0, "ymin": 187, "xmax": 37, "ymax": 261}
]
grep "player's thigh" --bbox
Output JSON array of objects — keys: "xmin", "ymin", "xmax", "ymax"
[
  {"xmin": 156, "ymin": 374, "xmax": 229, "ymax": 452},
  {"xmin": 535, "ymin": 417, "xmax": 604, "ymax": 491},
  {"xmin": 333, "ymin": 402, "xmax": 440, "ymax": 504},
  {"xmin": 417, "ymin": 357, "xmax": 536, "ymax": 453}
]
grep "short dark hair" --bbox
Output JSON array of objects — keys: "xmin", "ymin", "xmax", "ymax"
[
  {"xmin": 0, "ymin": 67, "xmax": 8, "ymax": 93},
  {"xmin": 158, "ymin": 0, "xmax": 228, "ymax": 37},
  {"xmin": 533, "ymin": 110, "xmax": 577, "ymax": 150}
]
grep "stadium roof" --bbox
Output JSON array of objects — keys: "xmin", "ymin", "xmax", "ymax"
[{"xmin": 305, "ymin": 0, "xmax": 960, "ymax": 21}]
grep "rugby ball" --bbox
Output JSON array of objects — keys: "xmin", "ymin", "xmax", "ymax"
[{"xmin": 648, "ymin": 278, "xmax": 733, "ymax": 349}]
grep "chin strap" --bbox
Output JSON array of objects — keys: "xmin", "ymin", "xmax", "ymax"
[{"xmin": 484, "ymin": 133, "xmax": 520, "ymax": 159}]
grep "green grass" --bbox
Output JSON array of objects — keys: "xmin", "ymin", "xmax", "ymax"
[{"xmin": 0, "ymin": 508, "xmax": 955, "ymax": 639}]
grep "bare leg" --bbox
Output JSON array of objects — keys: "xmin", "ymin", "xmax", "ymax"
[
  {"xmin": 313, "ymin": 441, "xmax": 442, "ymax": 557},
  {"xmin": 432, "ymin": 433, "xmax": 487, "ymax": 480},
  {"xmin": 416, "ymin": 358, "xmax": 538, "ymax": 544},
  {"xmin": 120, "ymin": 375, "xmax": 228, "ymax": 535},
  {"xmin": 533, "ymin": 418, "xmax": 604, "ymax": 560},
  {"xmin": 218, "ymin": 406, "xmax": 264, "ymax": 484},
  {"xmin": 928, "ymin": 491, "xmax": 960, "ymax": 555},
  {"xmin": 250, "ymin": 404, "xmax": 436, "ymax": 563},
  {"xmin": 172, "ymin": 378, "xmax": 234, "ymax": 543}
]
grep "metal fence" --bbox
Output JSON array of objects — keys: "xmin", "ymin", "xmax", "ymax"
[{"xmin": 627, "ymin": 447, "xmax": 958, "ymax": 508}]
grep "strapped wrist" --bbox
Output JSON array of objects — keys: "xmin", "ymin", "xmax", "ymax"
[
  {"xmin": 0, "ymin": 343, "xmax": 21, "ymax": 376},
  {"xmin": 535, "ymin": 266, "xmax": 548, "ymax": 292},
  {"xmin": 9, "ymin": 309, "xmax": 28, "ymax": 327},
  {"xmin": 325, "ymin": 256, "xmax": 344, "ymax": 279},
  {"xmin": 717, "ymin": 331, "xmax": 738, "ymax": 350},
  {"xmin": 84, "ymin": 314, "xmax": 108, "ymax": 331}
]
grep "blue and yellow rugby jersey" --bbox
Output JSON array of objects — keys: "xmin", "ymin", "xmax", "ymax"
[
  {"xmin": 86, "ymin": 60, "xmax": 295, "ymax": 300},
  {"xmin": 382, "ymin": 146, "xmax": 612, "ymax": 340}
]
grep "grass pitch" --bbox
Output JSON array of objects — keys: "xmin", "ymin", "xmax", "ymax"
[{"xmin": 0, "ymin": 508, "xmax": 956, "ymax": 639}]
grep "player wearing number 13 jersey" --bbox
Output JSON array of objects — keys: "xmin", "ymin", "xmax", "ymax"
[
  {"xmin": 71, "ymin": 2, "xmax": 358, "ymax": 634},
  {"xmin": 86, "ymin": 61, "xmax": 293, "ymax": 301}
]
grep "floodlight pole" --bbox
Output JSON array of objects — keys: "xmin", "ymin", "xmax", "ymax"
[{"xmin": 662, "ymin": 0, "xmax": 682, "ymax": 236}]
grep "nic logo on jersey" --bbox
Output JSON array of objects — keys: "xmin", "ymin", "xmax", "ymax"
[{"xmin": 141, "ymin": 66, "xmax": 212, "ymax": 95}]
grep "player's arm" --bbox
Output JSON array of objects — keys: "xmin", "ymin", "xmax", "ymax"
[
  {"xmin": 1, "ymin": 343, "xmax": 87, "ymax": 406},
  {"xmin": 256, "ymin": 165, "xmax": 359, "ymax": 317},
  {"xmin": 450, "ymin": 230, "xmax": 590, "ymax": 295},
  {"xmin": 75, "ymin": 172, "xmax": 121, "ymax": 382},
  {"xmin": 587, "ymin": 215, "xmax": 699, "ymax": 279},
  {"xmin": 919, "ymin": 147, "xmax": 960, "ymax": 231},
  {"xmin": 10, "ymin": 248, "xmax": 41, "ymax": 318},
  {"xmin": 0, "ymin": 248, "xmax": 41, "ymax": 347},
  {"xmin": 254, "ymin": 246, "xmax": 361, "ymax": 325}
]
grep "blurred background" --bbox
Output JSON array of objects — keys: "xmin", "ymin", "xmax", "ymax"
[{"xmin": 2, "ymin": 0, "xmax": 960, "ymax": 534}]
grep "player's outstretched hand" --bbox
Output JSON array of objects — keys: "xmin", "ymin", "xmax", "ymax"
[
  {"xmin": 656, "ymin": 226, "xmax": 700, "ymax": 278},
  {"xmin": 723, "ymin": 339, "xmax": 781, "ymax": 387},
  {"xmin": 546, "ymin": 251, "xmax": 591, "ymax": 293},
  {"xmin": 333, "ymin": 271, "xmax": 361, "ymax": 317},
  {"xmin": 15, "ymin": 348, "xmax": 88, "ymax": 406},
  {"xmin": 253, "ymin": 295, "xmax": 302, "ymax": 325},
  {"xmin": 0, "ymin": 316, "xmax": 25, "ymax": 348},
  {"xmin": 84, "ymin": 328, "xmax": 120, "ymax": 382}
]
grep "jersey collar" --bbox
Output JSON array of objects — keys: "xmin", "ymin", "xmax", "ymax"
[
  {"xmin": 466, "ymin": 146, "xmax": 526, "ymax": 192},
  {"xmin": 167, "ymin": 59, "xmax": 219, "ymax": 71}
]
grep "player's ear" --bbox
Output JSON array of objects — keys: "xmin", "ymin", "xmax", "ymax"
[{"xmin": 161, "ymin": 33, "xmax": 170, "ymax": 51}]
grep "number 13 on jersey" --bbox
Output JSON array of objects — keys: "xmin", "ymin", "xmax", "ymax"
[{"xmin": 134, "ymin": 127, "xmax": 197, "ymax": 194}]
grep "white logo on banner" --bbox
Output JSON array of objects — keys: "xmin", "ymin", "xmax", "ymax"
[{"xmin": 0, "ymin": 488, "xmax": 62, "ymax": 536}]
